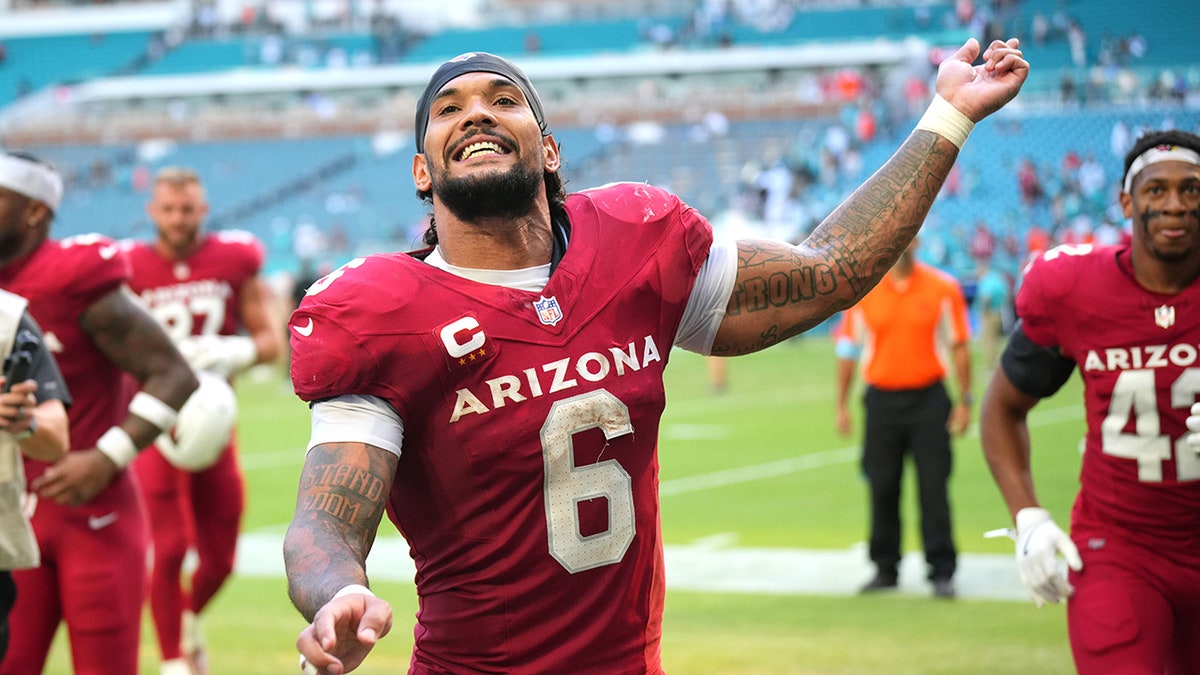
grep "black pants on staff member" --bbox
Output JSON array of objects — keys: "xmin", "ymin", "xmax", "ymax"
[
  {"xmin": 0, "ymin": 570, "xmax": 13, "ymax": 661},
  {"xmin": 861, "ymin": 381, "xmax": 957, "ymax": 586}
]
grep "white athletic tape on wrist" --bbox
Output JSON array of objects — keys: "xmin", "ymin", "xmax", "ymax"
[
  {"xmin": 915, "ymin": 95, "xmax": 974, "ymax": 150},
  {"xmin": 332, "ymin": 584, "xmax": 374, "ymax": 600},
  {"xmin": 96, "ymin": 426, "xmax": 138, "ymax": 468},
  {"xmin": 129, "ymin": 392, "xmax": 178, "ymax": 431}
]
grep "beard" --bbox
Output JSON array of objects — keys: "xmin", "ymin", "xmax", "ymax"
[
  {"xmin": 1146, "ymin": 240, "xmax": 1190, "ymax": 263},
  {"xmin": 1141, "ymin": 209, "xmax": 1196, "ymax": 263},
  {"xmin": 0, "ymin": 226, "xmax": 26, "ymax": 264},
  {"xmin": 432, "ymin": 160, "xmax": 544, "ymax": 224}
]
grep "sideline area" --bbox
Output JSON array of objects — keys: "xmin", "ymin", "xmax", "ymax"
[{"xmin": 235, "ymin": 533, "xmax": 1030, "ymax": 601}]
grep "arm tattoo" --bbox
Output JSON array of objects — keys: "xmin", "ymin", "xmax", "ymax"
[
  {"xmin": 807, "ymin": 132, "xmax": 949, "ymax": 295},
  {"xmin": 285, "ymin": 442, "xmax": 395, "ymax": 620},
  {"xmin": 718, "ymin": 131, "xmax": 956, "ymax": 354}
]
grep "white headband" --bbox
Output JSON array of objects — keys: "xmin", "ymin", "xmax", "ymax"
[
  {"xmin": 1123, "ymin": 145, "xmax": 1200, "ymax": 193},
  {"xmin": 0, "ymin": 154, "xmax": 63, "ymax": 211}
]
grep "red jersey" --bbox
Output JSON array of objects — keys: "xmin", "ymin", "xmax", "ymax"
[
  {"xmin": 0, "ymin": 236, "xmax": 133, "ymax": 497},
  {"xmin": 123, "ymin": 230, "xmax": 264, "ymax": 340},
  {"xmin": 291, "ymin": 183, "xmax": 712, "ymax": 674},
  {"xmin": 1017, "ymin": 243, "xmax": 1200, "ymax": 555}
]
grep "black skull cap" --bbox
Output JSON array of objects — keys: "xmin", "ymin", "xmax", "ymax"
[{"xmin": 414, "ymin": 51, "xmax": 548, "ymax": 153}]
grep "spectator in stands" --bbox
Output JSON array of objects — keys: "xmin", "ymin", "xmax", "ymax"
[
  {"xmin": 1067, "ymin": 19, "xmax": 1087, "ymax": 68},
  {"xmin": 0, "ymin": 151, "xmax": 198, "ymax": 675},
  {"xmin": 1030, "ymin": 11, "xmax": 1049, "ymax": 46},
  {"xmin": 1018, "ymin": 156, "xmax": 1044, "ymax": 207},
  {"xmin": 904, "ymin": 72, "xmax": 931, "ymax": 118},
  {"xmin": 283, "ymin": 39, "xmax": 1028, "ymax": 673},
  {"xmin": 969, "ymin": 220, "xmax": 996, "ymax": 260},
  {"xmin": 126, "ymin": 167, "xmax": 283, "ymax": 675},
  {"xmin": 834, "ymin": 238, "xmax": 973, "ymax": 599},
  {"xmin": 1077, "ymin": 152, "xmax": 1107, "ymax": 211},
  {"xmin": 1112, "ymin": 119, "xmax": 1133, "ymax": 159},
  {"xmin": 973, "ymin": 255, "xmax": 1011, "ymax": 370},
  {"xmin": 1060, "ymin": 69, "xmax": 1078, "ymax": 106},
  {"xmin": 523, "ymin": 30, "xmax": 541, "ymax": 54}
]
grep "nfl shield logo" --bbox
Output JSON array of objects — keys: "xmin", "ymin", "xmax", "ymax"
[
  {"xmin": 1155, "ymin": 304, "xmax": 1175, "ymax": 329},
  {"xmin": 534, "ymin": 295, "xmax": 563, "ymax": 326}
]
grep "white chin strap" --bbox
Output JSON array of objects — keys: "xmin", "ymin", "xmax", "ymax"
[
  {"xmin": 1123, "ymin": 145, "xmax": 1200, "ymax": 193},
  {"xmin": 0, "ymin": 154, "xmax": 63, "ymax": 211}
]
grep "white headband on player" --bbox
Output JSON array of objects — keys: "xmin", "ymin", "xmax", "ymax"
[
  {"xmin": 0, "ymin": 154, "xmax": 63, "ymax": 212},
  {"xmin": 1123, "ymin": 145, "xmax": 1200, "ymax": 193}
]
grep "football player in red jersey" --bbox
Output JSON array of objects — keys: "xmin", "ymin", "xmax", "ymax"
[
  {"xmin": 981, "ymin": 129, "xmax": 1200, "ymax": 674},
  {"xmin": 286, "ymin": 38, "xmax": 1028, "ymax": 675},
  {"xmin": 0, "ymin": 151, "xmax": 198, "ymax": 675},
  {"xmin": 126, "ymin": 166, "xmax": 283, "ymax": 675}
]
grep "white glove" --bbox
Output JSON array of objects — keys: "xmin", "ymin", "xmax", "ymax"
[
  {"xmin": 1014, "ymin": 507, "xmax": 1083, "ymax": 607},
  {"xmin": 177, "ymin": 335, "xmax": 258, "ymax": 378},
  {"xmin": 1186, "ymin": 402, "xmax": 1200, "ymax": 453}
]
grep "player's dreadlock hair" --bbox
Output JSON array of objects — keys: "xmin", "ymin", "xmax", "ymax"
[{"xmin": 417, "ymin": 167, "xmax": 568, "ymax": 247}]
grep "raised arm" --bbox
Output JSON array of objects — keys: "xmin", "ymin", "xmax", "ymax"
[
  {"xmin": 285, "ymin": 441, "xmax": 396, "ymax": 674},
  {"xmin": 712, "ymin": 38, "xmax": 1028, "ymax": 356}
]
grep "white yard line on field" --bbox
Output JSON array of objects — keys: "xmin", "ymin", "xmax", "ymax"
[
  {"xmin": 235, "ymin": 533, "xmax": 1029, "ymax": 600},
  {"xmin": 659, "ymin": 446, "xmax": 859, "ymax": 496},
  {"xmin": 238, "ymin": 404, "xmax": 1081, "ymax": 600},
  {"xmin": 658, "ymin": 402, "xmax": 1084, "ymax": 495},
  {"xmin": 240, "ymin": 404, "xmax": 1084, "ymax": 476}
]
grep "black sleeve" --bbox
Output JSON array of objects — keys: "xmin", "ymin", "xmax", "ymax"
[
  {"xmin": 7, "ymin": 313, "xmax": 72, "ymax": 408},
  {"xmin": 999, "ymin": 319, "xmax": 1076, "ymax": 398}
]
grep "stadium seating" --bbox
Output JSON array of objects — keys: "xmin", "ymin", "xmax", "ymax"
[
  {"xmin": 2, "ymin": 0, "xmax": 1196, "ymax": 284},
  {"xmin": 28, "ymin": 102, "xmax": 1196, "ymax": 283},
  {"xmin": 0, "ymin": 30, "xmax": 154, "ymax": 105}
]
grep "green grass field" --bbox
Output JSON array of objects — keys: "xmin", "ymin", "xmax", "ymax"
[{"xmin": 46, "ymin": 335, "xmax": 1087, "ymax": 674}]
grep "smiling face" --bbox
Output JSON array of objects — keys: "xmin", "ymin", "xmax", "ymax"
[
  {"xmin": 1122, "ymin": 160, "xmax": 1200, "ymax": 264},
  {"xmin": 413, "ymin": 71, "xmax": 559, "ymax": 224}
]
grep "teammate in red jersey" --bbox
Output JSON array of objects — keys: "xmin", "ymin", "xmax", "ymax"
[
  {"xmin": 980, "ymin": 129, "xmax": 1200, "ymax": 674},
  {"xmin": 0, "ymin": 151, "xmax": 198, "ymax": 675},
  {"xmin": 286, "ymin": 39, "xmax": 1028, "ymax": 675},
  {"xmin": 126, "ymin": 166, "xmax": 282, "ymax": 675}
]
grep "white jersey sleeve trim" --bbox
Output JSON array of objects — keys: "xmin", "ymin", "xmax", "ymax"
[
  {"xmin": 309, "ymin": 394, "xmax": 404, "ymax": 458},
  {"xmin": 675, "ymin": 239, "xmax": 737, "ymax": 355}
]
